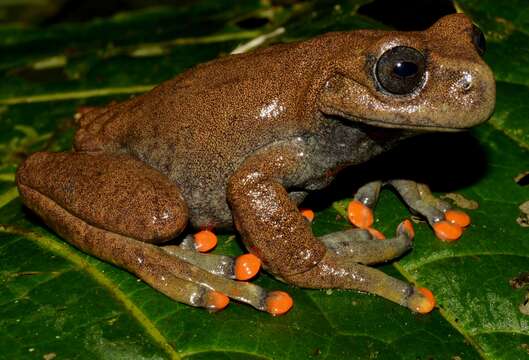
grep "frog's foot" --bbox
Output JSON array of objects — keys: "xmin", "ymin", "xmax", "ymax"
[
  {"xmin": 389, "ymin": 180, "xmax": 470, "ymax": 241},
  {"xmin": 130, "ymin": 244, "xmax": 287, "ymax": 314},
  {"xmin": 320, "ymin": 219, "xmax": 414, "ymax": 265},
  {"xmin": 16, "ymin": 151, "xmax": 291, "ymax": 315},
  {"xmin": 350, "ymin": 180, "xmax": 470, "ymax": 241}
]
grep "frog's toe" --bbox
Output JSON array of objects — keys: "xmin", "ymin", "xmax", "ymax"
[
  {"xmin": 265, "ymin": 291, "xmax": 294, "ymax": 316},
  {"xmin": 235, "ymin": 253, "xmax": 261, "ymax": 280},
  {"xmin": 300, "ymin": 208, "xmax": 315, "ymax": 222},
  {"xmin": 407, "ymin": 287, "xmax": 436, "ymax": 314},
  {"xmin": 193, "ymin": 230, "xmax": 218, "ymax": 252},
  {"xmin": 347, "ymin": 200, "xmax": 374, "ymax": 229},
  {"xmin": 433, "ymin": 220, "xmax": 463, "ymax": 242},
  {"xmin": 431, "ymin": 209, "xmax": 468, "ymax": 241},
  {"xmin": 139, "ymin": 246, "xmax": 283, "ymax": 313},
  {"xmin": 178, "ymin": 233, "xmax": 261, "ymax": 280},
  {"xmin": 366, "ymin": 227, "xmax": 386, "ymax": 240},
  {"xmin": 398, "ymin": 219, "xmax": 415, "ymax": 240},
  {"xmin": 162, "ymin": 245, "xmax": 262, "ymax": 280},
  {"xmin": 366, "ymin": 219, "xmax": 414, "ymax": 243},
  {"xmin": 444, "ymin": 209, "xmax": 471, "ymax": 227},
  {"xmin": 319, "ymin": 223, "xmax": 412, "ymax": 265},
  {"xmin": 205, "ymin": 290, "xmax": 230, "ymax": 311}
]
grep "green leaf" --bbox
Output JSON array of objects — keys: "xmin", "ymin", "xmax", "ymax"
[
  {"xmin": 1, "ymin": 1, "xmax": 528, "ymax": 359},
  {"xmin": 455, "ymin": 0, "xmax": 529, "ymax": 149}
]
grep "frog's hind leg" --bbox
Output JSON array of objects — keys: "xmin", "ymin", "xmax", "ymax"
[{"xmin": 16, "ymin": 152, "xmax": 289, "ymax": 314}]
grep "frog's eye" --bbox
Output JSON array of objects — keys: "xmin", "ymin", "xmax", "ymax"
[
  {"xmin": 471, "ymin": 24, "xmax": 486, "ymax": 57},
  {"xmin": 375, "ymin": 46, "xmax": 425, "ymax": 95}
]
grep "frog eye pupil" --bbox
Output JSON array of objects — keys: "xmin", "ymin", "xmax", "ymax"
[
  {"xmin": 393, "ymin": 61, "xmax": 418, "ymax": 77},
  {"xmin": 471, "ymin": 24, "xmax": 486, "ymax": 56},
  {"xmin": 375, "ymin": 46, "xmax": 426, "ymax": 95}
]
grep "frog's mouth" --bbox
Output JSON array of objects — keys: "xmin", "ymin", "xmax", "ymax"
[{"xmin": 331, "ymin": 111, "xmax": 467, "ymax": 133}]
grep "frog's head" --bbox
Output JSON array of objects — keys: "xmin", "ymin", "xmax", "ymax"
[{"xmin": 318, "ymin": 14, "xmax": 495, "ymax": 131}]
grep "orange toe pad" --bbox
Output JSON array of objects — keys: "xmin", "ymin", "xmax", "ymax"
[
  {"xmin": 194, "ymin": 230, "xmax": 217, "ymax": 252},
  {"xmin": 433, "ymin": 221, "xmax": 462, "ymax": 242},
  {"xmin": 367, "ymin": 227, "xmax": 385, "ymax": 240},
  {"xmin": 235, "ymin": 253, "xmax": 261, "ymax": 280},
  {"xmin": 266, "ymin": 291, "xmax": 293, "ymax": 316},
  {"xmin": 400, "ymin": 219, "xmax": 415, "ymax": 240},
  {"xmin": 205, "ymin": 291, "xmax": 229, "ymax": 311},
  {"xmin": 415, "ymin": 287, "xmax": 436, "ymax": 314},
  {"xmin": 445, "ymin": 210, "xmax": 471, "ymax": 228},
  {"xmin": 300, "ymin": 208, "xmax": 315, "ymax": 222},
  {"xmin": 347, "ymin": 200, "xmax": 374, "ymax": 229}
]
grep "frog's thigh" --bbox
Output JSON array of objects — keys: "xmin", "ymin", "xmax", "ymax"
[{"xmin": 17, "ymin": 151, "xmax": 188, "ymax": 243}]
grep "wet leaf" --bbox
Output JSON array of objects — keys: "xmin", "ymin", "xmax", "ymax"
[{"xmin": 1, "ymin": 1, "xmax": 528, "ymax": 359}]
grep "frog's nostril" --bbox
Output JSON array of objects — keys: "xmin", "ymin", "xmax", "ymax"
[{"xmin": 460, "ymin": 72, "xmax": 473, "ymax": 92}]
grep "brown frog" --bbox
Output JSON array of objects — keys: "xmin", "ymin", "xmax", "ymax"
[{"xmin": 16, "ymin": 14, "xmax": 495, "ymax": 316}]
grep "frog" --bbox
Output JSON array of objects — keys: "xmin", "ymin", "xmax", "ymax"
[{"xmin": 16, "ymin": 14, "xmax": 495, "ymax": 316}]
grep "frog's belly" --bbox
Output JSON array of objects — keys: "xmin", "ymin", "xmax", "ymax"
[
  {"xmin": 183, "ymin": 185, "xmax": 309, "ymax": 231},
  {"xmin": 121, "ymin": 133, "xmax": 317, "ymax": 230},
  {"xmin": 183, "ymin": 180, "xmax": 233, "ymax": 230}
]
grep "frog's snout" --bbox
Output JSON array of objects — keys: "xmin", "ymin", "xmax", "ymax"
[
  {"xmin": 443, "ymin": 63, "xmax": 496, "ymax": 128},
  {"xmin": 450, "ymin": 64, "xmax": 494, "ymax": 97}
]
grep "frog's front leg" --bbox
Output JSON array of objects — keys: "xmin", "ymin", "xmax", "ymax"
[
  {"xmin": 228, "ymin": 145, "xmax": 435, "ymax": 313},
  {"xmin": 16, "ymin": 152, "xmax": 288, "ymax": 314},
  {"xmin": 350, "ymin": 180, "xmax": 471, "ymax": 241}
]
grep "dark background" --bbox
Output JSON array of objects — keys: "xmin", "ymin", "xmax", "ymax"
[{"xmin": 3, "ymin": 0, "xmax": 455, "ymax": 30}]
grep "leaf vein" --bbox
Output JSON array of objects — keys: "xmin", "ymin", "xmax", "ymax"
[{"xmin": 0, "ymin": 224, "xmax": 180, "ymax": 360}]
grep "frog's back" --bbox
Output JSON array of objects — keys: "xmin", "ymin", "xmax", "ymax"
[{"xmin": 73, "ymin": 34, "xmax": 351, "ymax": 227}]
